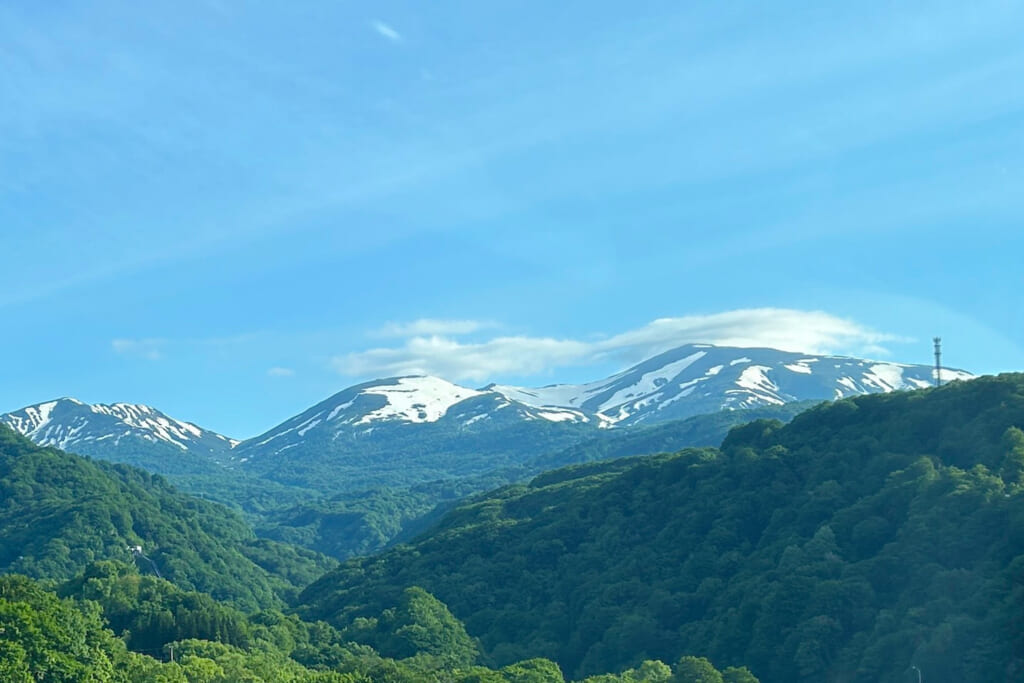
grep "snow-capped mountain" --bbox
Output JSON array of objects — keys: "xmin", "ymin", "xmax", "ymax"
[
  {"xmin": 233, "ymin": 375, "xmax": 594, "ymax": 463},
  {"xmin": 2, "ymin": 343, "xmax": 973, "ymax": 495},
  {"xmin": 0, "ymin": 398, "xmax": 236, "ymax": 474},
  {"xmin": 490, "ymin": 344, "xmax": 974, "ymax": 426}
]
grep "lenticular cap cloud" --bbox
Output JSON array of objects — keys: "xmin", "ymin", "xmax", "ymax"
[{"xmin": 332, "ymin": 308, "xmax": 905, "ymax": 383}]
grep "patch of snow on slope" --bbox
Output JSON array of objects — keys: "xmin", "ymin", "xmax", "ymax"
[
  {"xmin": 837, "ymin": 377, "xmax": 859, "ymax": 394},
  {"xmin": 90, "ymin": 403, "xmax": 212, "ymax": 450},
  {"xmin": 735, "ymin": 365, "xmax": 778, "ymax": 394},
  {"xmin": 489, "ymin": 377, "xmax": 611, "ymax": 410},
  {"xmin": 5, "ymin": 400, "xmax": 61, "ymax": 439},
  {"xmin": 657, "ymin": 378, "xmax": 707, "ymax": 409},
  {"xmin": 730, "ymin": 357, "xmax": 751, "ymax": 366},
  {"xmin": 705, "ymin": 365, "xmax": 724, "ymax": 376},
  {"xmin": 355, "ymin": 376, "xmax": 483, "ymax": 424},
  {"xmin": 597, "ymin": 351, "xmax": 707, "ymax": 414},
  {"xmin": 863, "ymin": 364, "xmax": 905, "ymax": 391},
  {"xmin": 784, "ymin": 363, "xmax": 813, "ymax": 374},
  {"xmin": 535, "ymin": 410, "xmax": 584, "ymax": 423},
  {"xmin": 326, "ymin": 399, "xmax": 356, "ymax": 421},
  {"xmin": 939, "ymin": 368, "xmax": 975, "ymax": 383},
  {"xmin": 297, "ymin": 418, "xmax": 322, "ymax": 437},
  {"xmin": 29, "ymin": 400, "xmax": 59, "ymax": 432},
  {"xmin": 463, "ymin": 413, "xmax": 489, "ymax": 427}
]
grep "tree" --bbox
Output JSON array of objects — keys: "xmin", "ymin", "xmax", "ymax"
[
  {"xmin": 672, "ymin": 656, "xmax": 723, "ymax": 683},
  {"xmin": 720, "ymin": 666, "xmax": 759, "ymax": 683},
  {"xmin": 500, "ymin": 657, "xmax": 566, "ymax": 682},
  {"xmin": 1000, "ymin": 427, "xmax": 1024, "ymax": 487}
]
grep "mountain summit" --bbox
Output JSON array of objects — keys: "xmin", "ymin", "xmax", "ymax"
[
  {"xmin": 235, "ymin": 374, "xmax": 593, "ymax": 461},
  {"xmin": 489, "ymin": 343, "xmax": 973, "ymax": 426},
  {"xmin": 0, "ymin": 398, "xmax": 235, "ymax": 474}
]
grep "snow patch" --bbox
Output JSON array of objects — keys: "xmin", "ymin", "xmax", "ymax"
[
  {"xmin": 597, "ymin": 351, "xmax": 707, "ymax": 414},
  {"xmin": 297, "ymin": 418, "xmax": 322, "ymax": 437},
  {"xmin": 327, "ymin": 399, "xmax": 356, "ymax": 421},
  {"xmin": 355, "ymin": 376, "xmax": 483, "ymax": 425},
  {"xmin": 836, "ymin": 377, "xmax": 860, "ymax": 394},
  {"xmin": 657, "ymin": 378, "xmax": 706, "ymax": 409},
  {"xmin": 863, "ymin": 364, "xmax": 905, "ymax": 391},
  {"xmin": 735, "ymin": 365, "xmax": 778, "ymax": 394},
  {"xmin": 536, "ymin": 410, "xmax": 582, "ymax": 423}
]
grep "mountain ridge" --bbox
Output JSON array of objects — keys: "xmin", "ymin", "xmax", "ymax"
[
  {"xmin": 1, "ymin": 397, "xmax": 237, "ymax": 452},
  {"xmin": 1, "ymin": 343, "xmax": 974, "ymax": 500},
  {"xmin": 2, "ymin": 344, "xmax": 973, "ymax": 456},
  {"xmin": 0, "ymin": 397, "xmax": 237, "ymax": 477},
  {"xmin": 488, "ymin": 343, "xmax": 973, "ymax": 426}
]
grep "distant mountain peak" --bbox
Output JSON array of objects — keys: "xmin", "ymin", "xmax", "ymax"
[
  {"xmin": 490, "ymin": 343, "xmax": 974, "ymax": 427},
  {"xmin": 1, "ymin": 398, "xmax": 236, "ymax": 453}
]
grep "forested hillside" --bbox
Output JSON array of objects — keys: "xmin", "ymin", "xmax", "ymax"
[
  {"xmin": 257, "ymin": 402, "xmax": 813, "ymax": 561},
  {"xmin": 0, "ymin": 425, "xmax": 334, "ymax": 610},
  {"xmin": 527, "ymin": 401, "xmax": 817, "ymax": 471},
  {"xmin": 2, "ymin": 566, "xmax": 753, "ymax": 681},
  {"xmin": 299, "ymin": 375, "xmax": 1024, "ymax": 682}
]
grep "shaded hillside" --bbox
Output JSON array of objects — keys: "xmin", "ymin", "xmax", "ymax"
[
  {"xmin": 259, "ymin": 404, "xmax": 816, "ymax": 562},
  {"xmin": 299, "ymin": 375, "xmax": 1024, "ymax": 682},
  {"xmin": 237, "ymin": 405, "xmax": 596, "ymax": 495},
  {"xmin": 0, "ymin": 425, "xmax": 335, "ymax": 610},
  {"xmin": 528, "ymin": 400, "xmax": 818, "ymax": 471}
]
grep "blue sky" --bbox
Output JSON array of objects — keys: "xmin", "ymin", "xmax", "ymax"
[{"xmin": 2, "ymin": 1, "xmax": 1023, "ymax": 437}]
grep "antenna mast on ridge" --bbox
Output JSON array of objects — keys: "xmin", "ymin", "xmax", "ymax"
[{"xmin": 933, "ymin": 337, "xmax": 942, "ymax": 388}]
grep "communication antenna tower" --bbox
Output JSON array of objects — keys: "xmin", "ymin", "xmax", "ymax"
[{"xmin": 933, "ymin": 337, "xmax": 942, "ymax": 388}]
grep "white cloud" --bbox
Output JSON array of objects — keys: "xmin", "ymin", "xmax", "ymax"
[
  {"xmin": 371, "ymin": 20, "xmax": 402, "ymax": 43},
  {"xmin": 331, "ymin": 309, "xmax": 906, "ymax": 382},
  {"xmin": 595, "ymin": 310, "xmax": 905, "ymax": 363},
  {"xmin": 333, "ymin": 335, "xmax": 589, "ymax": 383},
  {"xmin": 111, "ymin": 338, "xmax": 164, "ymax": 361},
  {"xmin": 373, "ymin": 318, "xmax": 496, "ymax": 338},
  {"xmin": 267, "ymin": 367, "xmax": 295, "ymax": 377}
]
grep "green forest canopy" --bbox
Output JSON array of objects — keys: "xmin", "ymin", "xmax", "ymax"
[
  {"xmin": 299, "ymin": 375, "xmax": 1024, "ymax": 682},
  {"xmin": 0, "ymin": 425, "xmax": 335, "ymax": 610}
]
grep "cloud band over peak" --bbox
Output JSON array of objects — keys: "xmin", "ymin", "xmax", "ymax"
[{"xmin": 332, "ymin": 308, "xmax": 907, "ymax": 383}]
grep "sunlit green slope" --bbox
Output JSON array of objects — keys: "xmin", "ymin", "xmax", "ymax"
[{"xmin": 299, "ymin": 375, "xmax": 1024, "ymax": 682}]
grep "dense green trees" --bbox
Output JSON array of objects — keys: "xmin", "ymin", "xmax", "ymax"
[
  {"xmin": 340, "ymin": 586, "xmax": 480, "ymax": 666},
  {"xmin": 0, "ymin": 574, "xmax": 132, "ymax": 682},
  {"xmin": 299, "ymin": 375, "xmax": 1024, "ymax": 681},
  {"xmin": 0, "ymin": 425, "xmax": 335, "ymax": 610},
  {"xmin": 2, "ymin": 569, "xmax": 742, "ymax": 682}
]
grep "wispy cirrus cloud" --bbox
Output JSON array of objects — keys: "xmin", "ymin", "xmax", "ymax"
[
  {"xmin": 372, "ymin": 318, "xmax": 497, "ymax": 338},
  {"xmin": 111, "ymin": 338, "xmax": 165, "ymax": 361},
  {"xmin": 331, "ymin": 308, "xmax": 907, "ymax": 382},
  {"xmin": 109, "ymin": 331, "xmax": 270, "ymax": 363},
  {"xmin": 267, "ymin": 367, "xmax": 295, "ymax": 378},
  {"xmin": 371, "ymin": 20, "xmax": 402, "ymax": 43}
]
